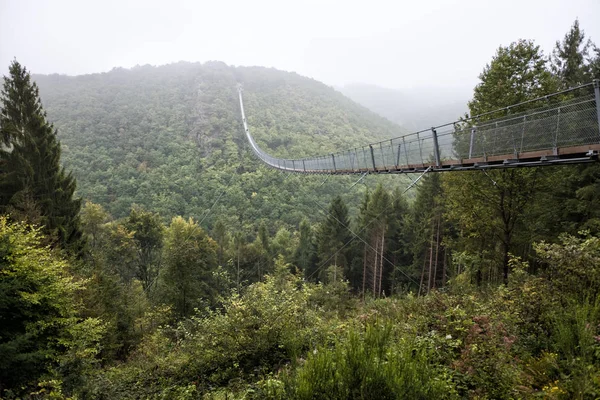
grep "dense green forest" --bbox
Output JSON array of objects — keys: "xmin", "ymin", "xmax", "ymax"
[
  {"xmin": 33, "ymin": 62, "xmax": 409, "ymax": 231},
  {"xmin": 2, "ymin": 19, "xmax": 600, "ymax": 399}
]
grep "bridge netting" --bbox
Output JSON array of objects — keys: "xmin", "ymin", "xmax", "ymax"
[{"xmin": 238, "ymin": 81, "xmax": 600, "ymax": 174}]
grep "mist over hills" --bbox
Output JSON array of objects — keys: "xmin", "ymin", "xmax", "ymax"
[
  {"xmin": 33, "ymin": 62, "xmax": 410, "ymax": 231},
  {"xmin": 338, "ymin": 83, "xmax": 469, "ymax": 132}
]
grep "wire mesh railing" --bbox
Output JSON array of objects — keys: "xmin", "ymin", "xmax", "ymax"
[{"xmin": 238, "ymin": 81, "xmax": 600, "ymax": 174}]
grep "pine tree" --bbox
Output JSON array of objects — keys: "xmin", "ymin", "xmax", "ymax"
[
  {"xmin": 316, "ymin": 195, "xmax": 351, "ymax": 283},
  {"xmin": 0, "ymin": 60, "xmax": 83, "ymax": 255},
  {"xmin": 551, "ymin": 19, "xmax": 593, "ymax": 88}
]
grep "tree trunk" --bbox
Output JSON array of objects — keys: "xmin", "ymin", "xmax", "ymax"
[
  {"xmin": 433, "ymin": 216, "xmax": 441, "ymax": 289},
  {"xmin": 373, "ymin": 234, "xmax": 379, "ymax": 296},
  {"xmin": 378, "ymin": 229, "xmax": 385, "ymax": 296},
  {"xmin": 362, "ymin": 246, "xmax": 367, "ymax": 300}
]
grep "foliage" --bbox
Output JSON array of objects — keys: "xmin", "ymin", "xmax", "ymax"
[
  {"xmin": 276, "ymin": 324, "xmax": 457, "ymax": 400},
  {"xmin": 162, "ymin": 216, "xmax": 218, "ymax": 316},
  {"xmin": 551, "ymin": 19, "xmax": 595, "ymax": 88},
  {"xmin": 316, "ymin": 195, "xmax": 352, "ymax": 283},
  {"xmin": 0, "ymin": 60, "xmax": 84, "ymax": 255},
  {"xmin": 0, "ymin": 216, "xmax": 102, "ymax": 394},
  {"xmin": 33, "ymin": 62, "xmax": 408, "ymax": 235},
  {"xmin": 535, "ymin": 232, "xmax": 600, "ymax": 299}
]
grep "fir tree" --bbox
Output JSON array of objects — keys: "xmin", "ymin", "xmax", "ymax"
[
  {"xmin": 316, "ymin": 195, "xmax": 351, "ymax": 283},
  {"xmin": 551, "ymin": 19, "xmax": 593, "ymax": 88},
  {"xmin": 0, "ymin": 60, "xmax": 83, "ymax": 255}
]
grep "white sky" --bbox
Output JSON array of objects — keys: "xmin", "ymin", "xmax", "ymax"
[{"xmin": 1, "ymin": 0, "xmax": 598, "ymax": 96}]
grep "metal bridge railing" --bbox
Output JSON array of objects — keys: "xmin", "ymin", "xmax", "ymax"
[{"xmin": 238, "ymin": 81, "xmax": 600, "ymax": 174}]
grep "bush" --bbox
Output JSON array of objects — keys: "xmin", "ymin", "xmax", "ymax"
[{"xmin": 271, "ymin": 324, "xmax": 457, "ymax": 400}]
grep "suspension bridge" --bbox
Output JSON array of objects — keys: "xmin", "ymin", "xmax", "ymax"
[{"xmin": 238, "ymin": 81, "xmax": 600, "ymax": 174}]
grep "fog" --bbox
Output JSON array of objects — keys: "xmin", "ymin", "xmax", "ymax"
[{"xmin": 1, "ymin": 0, "xmax": 598, "ymax": 102}]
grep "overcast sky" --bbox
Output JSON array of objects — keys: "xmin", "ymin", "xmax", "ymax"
[{"xmin": 1, "ymin": 0, "xmax": 598, "ymax": 97}]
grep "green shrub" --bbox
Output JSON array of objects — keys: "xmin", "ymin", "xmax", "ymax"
[{"xmin": 275, "ymin": 324, "xmax": 457, "ymax": 400}]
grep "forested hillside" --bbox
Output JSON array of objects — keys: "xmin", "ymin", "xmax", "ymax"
[{"xmin": 34, "ymin": 62, "xmax": 408, "ymax": 231}]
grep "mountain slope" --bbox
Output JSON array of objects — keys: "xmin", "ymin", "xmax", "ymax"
[
  {"xmin": 338, "ymin": 83, "xmax": 468, "ymax": 132},
  {"xmin": 34, "ymin": 62, "xmax": 409, "ymax": 233}
]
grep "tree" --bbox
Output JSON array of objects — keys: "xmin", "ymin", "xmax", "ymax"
[
  {"xmin": 316, "ymin": 195, "xmax": 351, "ymax": 283},
  {"xmin": 162, "ymin": 216, "xmax": 217, "ymax": 316},
  {"xmin": 361, "ymin": 184, "xmax": 393, "ymax": 297},
  {"xmin": 212, "ymin": 219, "xmax": 228, "ymax": 267},
  {"xmin": 468, "ymin": 40, "xmax": 559, "ymax": 117},
  {"xmin": 551, "ymin": 19, "xmax": 594, "ymax": 88},
  {"xmin": 387, "ymin": 187, "xmax": 413, "ymax": 293},
  {"xmin": 410, "ymin": 174, "xmax": 445, "ymax": 293},
  {"xmin": 0, "ymin": 60, "xmax": 84, "ymax": 255},
  {"xmin": 0, "ymin": 216, "xmax": 103, "ymax": 391},
  {"xmin": 446, "ymin": 40, "xmax": 558, "ymax": 284},
  {"xmin": 124, "ymin": 206, "xmax": 164, "ymax": 291},
  {"xmin": 294, "ymin": 218, "xmax": 317, "ymax": 281},
  {"xmin": 80, "ymin": 201, "xmax": 110, "ymax": 256}
]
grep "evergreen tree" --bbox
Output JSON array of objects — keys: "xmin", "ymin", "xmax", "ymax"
[
  {"xmin": 316, "ymin": 195, "xmax": 351, "ymax": 283},
  {"xmin": 0, "ymin": 60, "xmax": 83, "ymax": 255},
  {"xmin": 364, "ymin": 184, "xmax": 393, "ymax": 297},
  {"xmin": 410, "ymin": 174, "xmax": 445, "ymax": 292},
  {"xmin": 551, "ymin": 19, "xmax": 593, "ymax": 88},
  {"xmin": 387, "ymin": 187, "xmax": 412, "ymax": 293}
]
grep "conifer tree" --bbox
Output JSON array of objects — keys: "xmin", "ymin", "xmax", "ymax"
[
  {"xmin": 316, "ymin": 195, "xmax": 351, "ymax": 283},
  {"xmin": 551, "ymin": 19, "xmax": 593, "ymax": 88},
  {"xmin": 0, "ymin": 60, "xmax": 83, "ymax": 255}
]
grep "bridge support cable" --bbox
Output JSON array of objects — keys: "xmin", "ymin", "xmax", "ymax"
[
  {"xmin": 403, "ymin": 166, "xmax": 432, "ymax": 194},
  {"xmin": 431, "ymin": 128, "xmax": 441, "ymax": 167},
  {"xmin": 238, "ymin": 82, "xmax": 600, "ymax": 175},
  {"xmin": 349, "ymin": 172, "xmax": 368, "ymax": 189},
  {"xmin": 304, "ymin": 192, "xmax": 419, "ymax": 286}
]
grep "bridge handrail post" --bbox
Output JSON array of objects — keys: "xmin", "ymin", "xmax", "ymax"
[
  {"xmin": 469, "ymin": 126, "xmax": 476, "ymax": 159},
  {"xmin": 431, "ymin": 128, "xmax": 441, "ymax": 167},
  {"xmin": 331, "ymin": 153, "xmax": 336, "ymax": 172},
  {"xmin": 554, "ymin": 107, "xmax": 561, "ymax": 154},
  {"xmin": 594, "ymin": 80, "xmax": 600, "ymax": 141},
  {"xmin": 369, "ymin": 145, "xmax": 377, "ymax": 171},
  {"xmin": 417, "ymin": 132, "xmax": 423, "ymax": 164}
]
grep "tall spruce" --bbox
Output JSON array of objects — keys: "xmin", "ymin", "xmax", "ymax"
[
  {"xmin": 316, "ymin": 195, "xmax": 351, "ymax": 283},
  {"xmin": 0, "ymin": 60, "xmax": 83, "ymax": 255},
  {"xmin": 551, "ymin": 19, "xmax": 593, "ymax": 88}
]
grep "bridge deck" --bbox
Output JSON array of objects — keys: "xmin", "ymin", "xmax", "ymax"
[
  {"xmin": 310, "ymin": 143, "xmax": 600, "ymax": 174},
  {"xmin": 238, "ymin": 81, "xmax": 600, "ymax": 175}
]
